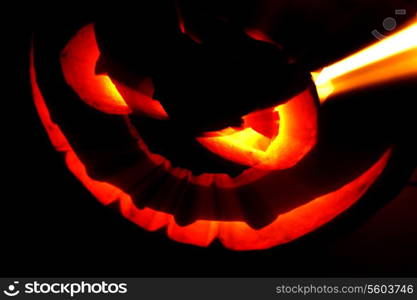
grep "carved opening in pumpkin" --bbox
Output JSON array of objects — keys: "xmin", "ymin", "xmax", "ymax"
[
  {"xmin": 60, "ymin": 23, "xmax": 168, "ymax": 119},
  {"xmin": 198, "ymin": 88, "xmax": 317, "ymax": 169}
]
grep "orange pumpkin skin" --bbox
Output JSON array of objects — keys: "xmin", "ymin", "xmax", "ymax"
[{"xmin": 30, "ymin": 22, "xmax": 392, "ymax": 250}]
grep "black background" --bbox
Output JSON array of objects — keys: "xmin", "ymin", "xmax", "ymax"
[{"xmin": 3, "ymin": 0, "xmax": 417, "ymax": 277}]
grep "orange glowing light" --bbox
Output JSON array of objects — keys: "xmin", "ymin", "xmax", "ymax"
[
  {"xmin": 60, "ymin": 24, "xmax": 130, "ymax": 114},
  {"xmin": 245, "ymin": 28, "xmax": 282, "ymax": 49},
  {"xmin": 198, "ymin": 88, "xmax": 317, "ymax": 169},
  {"xmin": 111, "ymin": 77, "xmax": 169, "ymax": 120},
  {"xmin": 314, "ymin": 19, "xmax": 417, "ymax": 102},
  {"xmin": 60, "ymin": 24, "xmax": 168, "ymax": 119},
  {"xmin": 31, "ymin": 46, "xmax": 391, "ymax": 250}
]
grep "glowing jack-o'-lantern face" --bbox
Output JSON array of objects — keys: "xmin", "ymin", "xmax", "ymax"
[{"xmin": 31, "ymin": 20, "xmax": 394, "ymax": 250}]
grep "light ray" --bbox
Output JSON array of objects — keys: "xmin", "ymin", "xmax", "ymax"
[{"xmin": 314, "ymin": 19, "xmax": 417, "ymax": 102}]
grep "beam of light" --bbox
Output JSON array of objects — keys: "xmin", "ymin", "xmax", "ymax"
[{"xmin": 314, "ymin": 19, "xmax": 417, "ymax": 102}]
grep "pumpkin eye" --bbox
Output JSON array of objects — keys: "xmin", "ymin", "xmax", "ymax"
[
  {"xmin": 197, "ymin": 88, "xmax": 318, "ymax": 170},
  {"xmin": 60, "ymin": 23, "xmax": 169, "ymax": 119}
]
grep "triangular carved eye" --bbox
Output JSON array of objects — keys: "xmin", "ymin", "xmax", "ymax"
[
  {"xmin": 60, "ymin": 23, "xmax": 168, "ymax": 119},
  {"xmin": 198, "ymin": 88, "xmax": 318, "ymax": 170}
]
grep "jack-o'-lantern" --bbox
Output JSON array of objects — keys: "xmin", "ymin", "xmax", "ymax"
[{"xmin": 30, "ymin": 3, "xmax": 417, "ymax": 250}]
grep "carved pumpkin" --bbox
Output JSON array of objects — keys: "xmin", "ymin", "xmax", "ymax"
[{"xmin": 30, "ymin": 6, "xmax": 410, "ymax": 250}]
